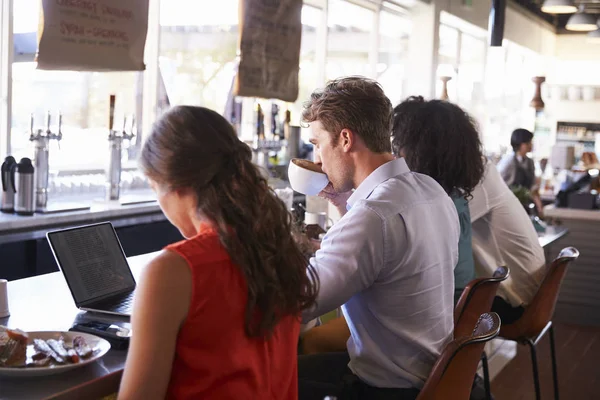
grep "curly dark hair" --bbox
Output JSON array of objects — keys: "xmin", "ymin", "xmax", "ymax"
[
  {"xmin": 140, "ymin": 106, "xmax": 319, "ymax": 338},
  {"xmin": 302, "ymin": 76, "xmax": 393, "ymax": 153},
  {"xmin": 392, "ymin": 96, "xmax": 485, "ymax": 199}
]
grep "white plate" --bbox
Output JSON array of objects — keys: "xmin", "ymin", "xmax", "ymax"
[{"xmin": 0, "ymin": 331, "xmax": 111, "ymax": 377}]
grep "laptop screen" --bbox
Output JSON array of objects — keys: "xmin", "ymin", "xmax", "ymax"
[{"xmin": 47, "ymin": 222, "xmax": 136, "ymax": 305}]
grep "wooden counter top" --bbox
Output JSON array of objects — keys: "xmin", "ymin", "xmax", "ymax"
[
  {"xmin": 0, "ymin": 252, "xmax": 157, "ymax": 400},
  {"xmin": 544, "ymin": 205, "xmax": 600, "ymax": 222}
]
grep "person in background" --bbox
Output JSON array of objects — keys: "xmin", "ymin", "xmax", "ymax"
[
  {"xmin": 391, "ymin": 96, "xmax": 485, "ymax": 304},
  {"xmin": 119, "ymin": 106, "xmax": 319, "ymax": 400},
  {"xmin": 298, "ymin": 77, "xmax": 460, "ymax": 400},
  {"xmin": 470, "ymin": 160, "xmax": 546, "ymax": 324},
  {"xmin": 497, "ymin": 128, "xmax": 536, "ymax": 189}
]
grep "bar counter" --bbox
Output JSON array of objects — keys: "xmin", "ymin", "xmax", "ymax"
[
  {"xmin": 0, "ymin": 252, "xmax": 156, "ymax": 400},
  {"xmin": 0, "ymin": 225, "xmax": 569, "ymax": 399},
  {"xmin": 542, "ymin": 205, "xmax": 600, "ymax": 326}
]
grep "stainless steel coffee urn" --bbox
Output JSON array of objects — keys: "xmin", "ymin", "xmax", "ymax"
[
  {"xmin": 14, "ymin": 157, "xmax": 35, "ymax": 216},
  {"xmin": 1, "ymin": 156, "xmax": 16, "ymax": 213}
]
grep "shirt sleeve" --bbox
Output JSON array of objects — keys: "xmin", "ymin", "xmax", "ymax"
[
  {"xmin": 302, "ymin": 204, "xmax": 385, "ymax": 323},
  {"xmin": 496, "ymin": 155, "xmax": 515, "ymax": 187},
  {"xmin": 469, "ymin": 165, "xmax": 491, "ymax": 222}
]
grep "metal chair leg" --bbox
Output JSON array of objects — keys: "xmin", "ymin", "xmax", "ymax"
[
  {"xmin": 481, "ymin": 351, "xmax": 492, "ymax": 400},
  {"xmin": 526, "ymin": 339, "xmax": 542, "ymax": 400},
  {"xmin": 549, "ymin": 324, "xmax": 560, "ymax": 400}
]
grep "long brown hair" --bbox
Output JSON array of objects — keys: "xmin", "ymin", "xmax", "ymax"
[{"xmin": 140, "ymin": 106, "xmax": 319, "ymax": 337}]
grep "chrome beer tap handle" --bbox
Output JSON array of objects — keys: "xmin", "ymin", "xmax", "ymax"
[
  {"xmin": 29, "ymin": 113, "xmax": 35, "ymax": 140},
  {"xmin": 45, "ymin": 111, "xmax": 52, "ymax": 137},
  {"xmin": 57, "ymin": 112, "xmax": 63, "ymax": 141}
]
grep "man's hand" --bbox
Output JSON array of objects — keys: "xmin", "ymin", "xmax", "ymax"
[{"xmin": 318, "ymin": 183, "xmax": 352, "ymax": 216}]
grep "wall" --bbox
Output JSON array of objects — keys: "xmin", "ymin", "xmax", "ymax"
[{"xmin": 545, "ymin": 35, "xmax": 600, "ymax": 127}]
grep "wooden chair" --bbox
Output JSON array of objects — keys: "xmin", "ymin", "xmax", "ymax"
[
  {"xmin": 495, "ymin": 247, "xmax": 579, "ymax": 400},
  {"xmin": 454, "ymin": 266, "xmax": 510, "ymax": 337},
  {"xmin": 454, "ymin": 267, "xmax": 509, "ymax": 400},
  {"xmin": 417, "ymin": 312, "xmax": 501, "ymax": 400}
]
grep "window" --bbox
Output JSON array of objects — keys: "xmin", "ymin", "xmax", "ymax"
[
  {"xmin": 326, "ymin": 0, "xmax": 375, "ymax": 80},
  {"xmin": 11, "ymin": 0, "xmax": 141, "ymax": 173},
  {"xmin": 158, "ymin": 0, "xmax": 239, "ymax": 115},
  {"xmin": 378, "ymin": 7, "xmax": 411, "ymax": 106},
  {"xmin": 5, "ymin": 0, "xmax": 416, "ymax": 174},
  {"xmin": 483, "ymin": 43, "xmax": 540, "ymax": 156}
]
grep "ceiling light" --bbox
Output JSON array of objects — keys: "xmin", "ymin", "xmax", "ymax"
[
  {"xmin": 541, "ymin": 0, "xmax": 577, "ymax": 14},
  {"xmin": 566, "ymin": 11, "xmax": 598, "ymax": 32},
  {"xmin": 588, "ymin": 28, "xmax": 600, "ymax": 43}
]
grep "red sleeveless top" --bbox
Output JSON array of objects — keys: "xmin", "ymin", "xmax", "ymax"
[{"xmin": 164, "ymin": 225, "xmax": 300, "ymax": 400}]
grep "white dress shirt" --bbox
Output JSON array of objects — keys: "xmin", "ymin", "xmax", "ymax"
[
  {"xmin": 302, "ymin": 158, "xmax": 460, "ymax": 389},
  {"xmin": 469, "ymin": 160, "xmax": 546, "ymax": 307}
]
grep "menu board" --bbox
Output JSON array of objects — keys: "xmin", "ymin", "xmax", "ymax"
[
  {"xmin": 36, "ymin": 0, "xmax": 149, "ymax": 71},
  {"xmin": 234, "ymin": 0, "xmax": 302, "ymax": 102}
]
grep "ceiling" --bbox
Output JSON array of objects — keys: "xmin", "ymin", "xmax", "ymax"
[{"xmin": 513, "ymin": 0, "xmax": 600, "ymax": 33}]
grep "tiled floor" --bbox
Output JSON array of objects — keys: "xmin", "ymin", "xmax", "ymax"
[{"xmin": 491, "ymin": 323, "xmax": 600, "ymax": 400}]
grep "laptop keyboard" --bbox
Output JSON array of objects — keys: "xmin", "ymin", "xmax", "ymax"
[{"xmin": 95, "ymin": 291, "xmax": 135, "ymax": 314}]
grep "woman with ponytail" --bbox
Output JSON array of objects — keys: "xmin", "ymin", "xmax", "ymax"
[{"xmin": 119, "ymin": 106, "xmax": 319, "ymax": 400}]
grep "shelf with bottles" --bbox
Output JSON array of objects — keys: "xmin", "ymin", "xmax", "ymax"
[{"xmin": 555, "ymin": 121, "xmax": 600, "ymax": 143}]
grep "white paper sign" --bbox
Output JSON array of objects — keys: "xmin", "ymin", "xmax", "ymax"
[
  {"xmin": 36, "ymin": 0, "xmax": 149, "ymax": 71},
  {"xmin": 235, "ymin": 0, "xmax": 302, "ymax": 102}
]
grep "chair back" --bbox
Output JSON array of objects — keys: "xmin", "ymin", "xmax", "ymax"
[
  {"xmin": 454, "ymin": 267, "xmax": 509, "ymax": 337},
  {"xmin": 500, "ymin": 247, "xmax": 579, "ymax": 340},
  {"xmin": 417, "ymin": 313, "xmax": 501, "ymax": 400}
]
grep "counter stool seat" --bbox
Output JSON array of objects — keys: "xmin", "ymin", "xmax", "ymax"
[{"xmin": 491, "ymin": 247, "xmax": 579, "ymax": 400}]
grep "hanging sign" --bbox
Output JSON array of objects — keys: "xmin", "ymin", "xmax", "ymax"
[
  {"xmin": 234, "ymin": 0, "xmax": 302, "ymax": 102},
  {"xmin": 36, "ymin": 0, "xmax": 149, "ymax": 71}
]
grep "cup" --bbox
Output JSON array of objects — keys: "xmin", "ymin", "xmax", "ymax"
[
  {"xmin": 304, "ymin": 211, "xmax": 328, "ymax": 229},
  {"xmin": 287, "ymin": 158, "xmax": 329, "ymax": 196},
  {"xmin": 0, "ymin": 279, "xmax": 9, "ymax": 318},
  {"xmin": 275, "ymin": 187, "xmax": 294, "ymax": 210}
]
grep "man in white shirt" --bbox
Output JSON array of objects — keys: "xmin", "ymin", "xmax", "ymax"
[
  {"xmin": 298, "ymin": 77, "xmax": 460, "ymax": 400},
  {"xmin": 469, "ymin": 159, "xmax": 547, "ymax": 323}
]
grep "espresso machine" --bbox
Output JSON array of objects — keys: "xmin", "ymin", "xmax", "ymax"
[
  {"xmin": 30, "ymin": 111, "xmax": 62, "ymax": 212},
  {"xmin": 106, "ymin": 95, "xmax": 135, "ymax": 201}
]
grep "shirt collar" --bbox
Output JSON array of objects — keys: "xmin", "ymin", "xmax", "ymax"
[{"xmin": 347, "ymin": 158, "xmax": 410, "ymax": 209}]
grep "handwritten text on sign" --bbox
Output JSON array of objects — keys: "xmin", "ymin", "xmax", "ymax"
[{"xmin": 37, "ymin": 0, "xmax": 149, "ymax": 71}]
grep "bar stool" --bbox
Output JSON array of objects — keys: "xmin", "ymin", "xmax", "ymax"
[
  {"xmin": 454, "ymin": 267, "xmax": 509, "ymax": 400},
  {"xmin": 417, "ymin": 312, "xmax": 501, "ymax": 400},
  {"xmin": 454, "ymin": 266, "xmax": 510, "ymax": 337},
  {"xmin": 493, "ymin": 247, "xmax": 579, "ymax": 400}
]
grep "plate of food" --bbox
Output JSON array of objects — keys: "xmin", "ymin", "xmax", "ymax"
[{"xmin": 0, "ymin": 326, "xmax": 111, "ymax": 377}]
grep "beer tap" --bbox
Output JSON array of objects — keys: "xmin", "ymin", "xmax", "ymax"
[
  {"xmin": 106, "ymin": 94, "xmax": 135, "ymax": 201},
  {"xmin": 30, "ymin": 110, "xmax": 62, "ymax": 211}
]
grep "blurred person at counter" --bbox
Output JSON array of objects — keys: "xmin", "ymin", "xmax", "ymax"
[
  {"xmin": 497, "ymin": 128, "xmax": 536, "ymax": 189},
  {"xmin": 119, "ymin": 106, "xmax": 319, "ymax": 400},
  {"xmin": 391, "ymin": 96, "xmax": 485, "ymax": 305},
  {"xmin": 298, "ymin": 77, "xmax": 459, "ymax": 400},
  {"xmin": 470, "ymin": 160, "xmax": 546, "ymax": 324},
  {"xmin": 497, "ymin": 128, "xmax": 544, "ymax": 216}
]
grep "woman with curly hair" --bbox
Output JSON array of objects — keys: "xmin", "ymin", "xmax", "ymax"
[
  {"xmin": 392, "ymin": 96, "xmax": 485, "ymax": 303},
  {"xmin": 119, "ymin": 106, "xmax": 319, "ymax": 400}
]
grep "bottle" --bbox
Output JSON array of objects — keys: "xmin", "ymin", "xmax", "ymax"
[
  {"xmin": 1, "ymin": 156, "xmax": 17, "ymax": 213},
  {"xmin": 256, "ymin": 103, "xmax": 265, "ymax": 140},
  {"xmin": 14, "ymin": 157, "xmax": 35, "ymax": 216}
]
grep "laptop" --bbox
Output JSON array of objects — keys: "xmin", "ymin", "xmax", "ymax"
[{"xmin": 46, "ymin": 222, "xmax": 136, "ymax": 317}]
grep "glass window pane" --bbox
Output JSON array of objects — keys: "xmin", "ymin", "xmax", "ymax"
[
  {"xmin": 11, "ymin": 2, "xmax": 139, "ymax": 174},
  {"xmin": 326, "ymin": 0, "xmax": 374, "ymax": 80},
  {"xmin": 378, "ymin": 10, "xmax": 411, "ymax": 106},
  {"xmin": 158, "ymin": 0, "xmax": 239, "ymax": 115}
]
